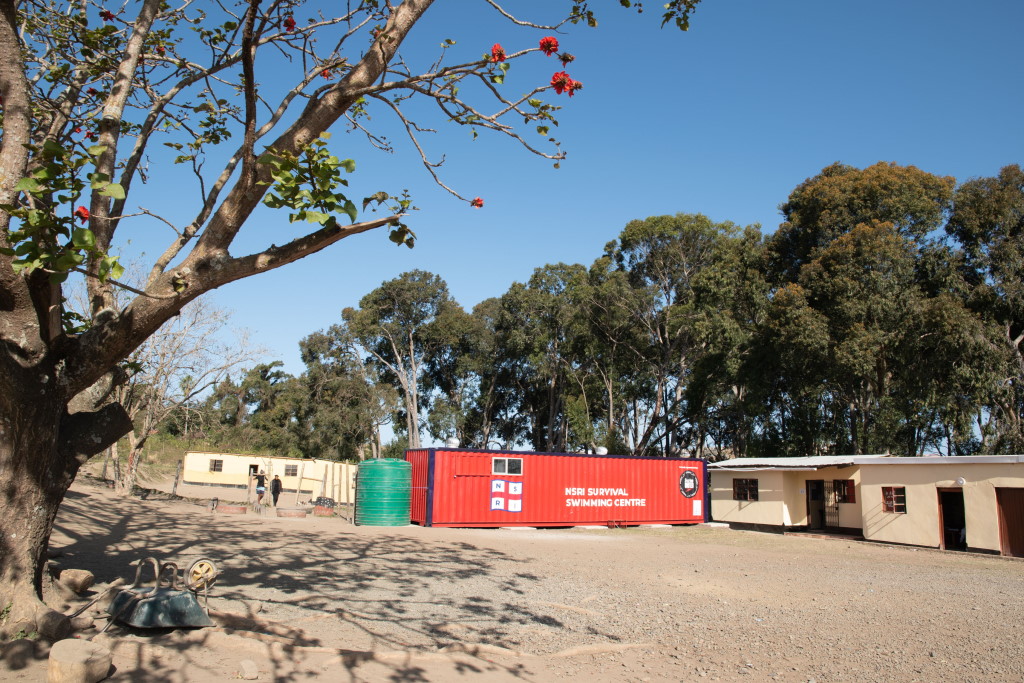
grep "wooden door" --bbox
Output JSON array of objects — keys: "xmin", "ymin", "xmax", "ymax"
[{"xmin": 996, "ymin": 488, "xmax": 1024, "ymax": 558}]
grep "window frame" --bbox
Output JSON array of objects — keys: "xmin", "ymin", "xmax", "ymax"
[
  {"xmin": 882, "ymin": 486, "xmax": 907, "ymax": 514},
  {"xmin": 284, "ymin": 464, "xmax": 298, "ymax": 477},
  {"xmin": 492, "ymin": 457, "xmax": 523, "ymax": 476},
  {"xmin": 834, "ymin": 479, "xmax": 856, "ymax": 504},
  {"xmin": 209, "ymin": 459, "xmax": 223, "ymax": 473},
  {"xmin": 732, "ymin": 478, "xmax": 759, "ymax": 501}
]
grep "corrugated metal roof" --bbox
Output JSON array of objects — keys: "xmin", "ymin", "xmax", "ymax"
[
  {"xmin": 854, "ymin": 455, "xmax": 1024, "ymax": 465},
  {"xmin": 708, "ymin": 454, "xmax": 1024, "ymax": 470},
  {"xmin": 707, "ymin": 454, "xmax": 891, "ymax": 470}
]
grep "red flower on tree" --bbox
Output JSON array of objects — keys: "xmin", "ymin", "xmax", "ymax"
[
  {"xmin": 283, "ymin": 15, "xmax": 296, "ymax": 32},
  {"xmin": 99, "ymin": 9, "xmax": 114, "ymax": 21},
  {"xmin": 87, "ymin": 87, "xmax": 98, "ymax": 95},
  {"xmin": 73, "ymin": 206, "xmax": 90, "ymax": 224},
  {"xmin": 84, "ymin": 131, "xmax": 96, "ymax": 140},
  {"xmin": 470, "ymin": 197, "xmax": 484, "ymax": 209},
  {"xmin": 550, "ymin": 71, "xmax": 582, "ymax": 97},
  {"xmin": 551, "ymin": 71, "xmax": 571, "ymax": 95},
  {"xmin": 539, "ymin": 36, "xmax": 559, "ymax": 56},
  {"xmin": 491, "ymin": 43, "xmax": 506, "ymax": 62},
  {"xmin": 321, "ymin": 69, "xmax": 333, "ymax": 79}
]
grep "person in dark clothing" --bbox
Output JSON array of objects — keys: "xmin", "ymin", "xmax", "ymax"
[
  {"xmin": 271, "ymin": 475, "xmax": 283, "ymax": 506},
  {"xmin": 252, "ymin": 470, "xmax": 267, "ymax": 505}
]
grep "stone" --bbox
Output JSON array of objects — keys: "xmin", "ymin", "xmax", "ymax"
[
  {"xmin": 46, "ymin": 639, "xmax": 111, "ymax": 683},
  {"xmin": 59, "ymin": 570, "xmax": 95, "ymax": 594},
  {"xmin": 240, "ymin": 658, "xmax": 259, "ymax": 680}
]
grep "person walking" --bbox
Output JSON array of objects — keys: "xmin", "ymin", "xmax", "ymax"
[
  {"xmin": 251, "ymin": 470, "xmax": 268, "ymax": 506},
  {"xmin": 271, "ymin": 475, "xmax": 283, "ymax": 506}
]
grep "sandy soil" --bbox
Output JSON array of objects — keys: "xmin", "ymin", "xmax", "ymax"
[{"xmin": 2, "ymin": 476, "xmax": 1023, "ymax": 682}]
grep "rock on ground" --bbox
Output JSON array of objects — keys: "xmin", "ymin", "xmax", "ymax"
[{"xmin": 47, "ymin": 638, "xmax": 111, "ymax": 683}]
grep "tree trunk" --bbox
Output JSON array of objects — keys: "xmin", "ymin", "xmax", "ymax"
[
  {"xmin": 116, "ymin": 432, "xmax": 147, "ymax": 497},
  {"xmin": 0, "ymin": 392, "xmax": 72, "ymax": 638},
  {"xmin": 0, "ymin": 372, "xmax": 131, "ymax": 638},
  {"xmin": 110, "ymin": 440, "xmax": 122, "ymax": 484},
  {"xmin": 171, "ymin": 459, "xmax": 182, "ymax": 497}
]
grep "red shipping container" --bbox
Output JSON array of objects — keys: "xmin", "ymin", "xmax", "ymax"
[{"xmin": 406, "ymin": 448, "xmax": 706, "ymax": 527}]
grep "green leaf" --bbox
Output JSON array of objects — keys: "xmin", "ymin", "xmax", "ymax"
[
  {"xmin": 42, "ymin": 139, "xmax": 65, "ymax": 155},
  {"xmin": 89, "ymin": 172, "xmax": 111, "ymax": 187},
  {"xmin": 99, "ymin": 256, "xmax": 124, "ymax": 282},
  {"xmin": 53, "ymin": 252, "xmax": 85, "ymax": 270},
  {"xmin": 342, "ymin": 200, "xmax": 357, "ymax": 222},
  {"xmin": 99, "ymin": 183, "xmax": 125, "ymax": 199},
  {"xmin": 15, "ymin": 178, "xmax": 40, "ymax": 193},
  {"xmin": 71, "ymin": 227, "xmax": 96, "ymax": 249},
  {"xmin": 87, "ymin": 144, "xmax": 107, "ymax": 157}
]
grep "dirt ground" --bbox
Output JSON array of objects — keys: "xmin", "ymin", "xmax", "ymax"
[{"xmin": 2, "ymin": 476, "xmax": 1023, "ymax": 682}]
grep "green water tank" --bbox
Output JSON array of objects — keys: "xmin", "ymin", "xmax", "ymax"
[{"xmin": 355, "ymin": 458, "xmax": 412, "ymax": 526}]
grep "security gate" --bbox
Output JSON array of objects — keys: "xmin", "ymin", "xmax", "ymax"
[{"xmin": 823, "ymin": 480, "xmax": 841, "ymax": 528}]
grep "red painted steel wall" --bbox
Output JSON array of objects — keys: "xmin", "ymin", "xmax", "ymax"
[{"xmin": 406, "ymin": 449, "xmax": 705, "ymax": 527}]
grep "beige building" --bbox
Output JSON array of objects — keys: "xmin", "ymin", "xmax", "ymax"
[
  {"xmin": 181, "ymin": 451, "xmax": 356, "ymax": 505},
  {"xmin": 708, "ymin": 455, "xmax": 1024, "ymax": 557}
]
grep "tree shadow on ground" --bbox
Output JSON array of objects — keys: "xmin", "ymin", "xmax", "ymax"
[{"xmin": 36, "ymin": 481, "xmax": 590, "ymax": 681}]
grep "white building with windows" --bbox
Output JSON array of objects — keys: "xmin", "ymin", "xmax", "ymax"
[
  {"xmin": 707, "ymin": 455, "xmax": 1024, "ymax": 557},
  {"xmin": 180, "ymin": 451, "xmax": 356, "ymax": 505}
]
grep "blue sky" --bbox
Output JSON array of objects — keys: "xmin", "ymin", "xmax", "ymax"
[{"xmin": 120, "ymin": 1, "xmax": 1024, "ymax": 376}]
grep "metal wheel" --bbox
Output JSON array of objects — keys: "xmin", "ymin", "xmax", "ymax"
[{"xmin": 186, "ymin": 558, "xmax": 218, "ymax": 591}]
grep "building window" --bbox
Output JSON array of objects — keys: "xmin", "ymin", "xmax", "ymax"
[
  {"xmin": 209, "ymin": 459, "xmax": 223, "ymax": 473},
  {"xmin": 834, "ymin": 479, "xmax": 856, "ymax": 504},
  {"xmin": 284, "ymin": 464, "xmax": 298, "ymax": 477},
  {"xmin": 882, "ymin": 486, "xmax": 906, "ymax": 513},
  {"xmin": 493, "ymin": 457, "xmax": 523, "ymax": 475},
  {"xmin": 733, "ymin": 478, "xmax": 758, "ymax": 501}
]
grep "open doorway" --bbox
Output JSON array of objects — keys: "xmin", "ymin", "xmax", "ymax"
[
  {"xmin": 248, "ymin": 464, "xmax": 259, "ymax": 476},
  {"xmin": 937, "ymin": 488, "xmax": 967, "ymax": 551},
  {"xmin": 807, "ymin": 480, "xmax": 824, "ymax": 530}
]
